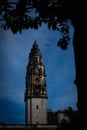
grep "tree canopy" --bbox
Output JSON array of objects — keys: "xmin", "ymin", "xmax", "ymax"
[{"xmin": 0, "ymin": 0, "xmax": 78, "ymax": 50}]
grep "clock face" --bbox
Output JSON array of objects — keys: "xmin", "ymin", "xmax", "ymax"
[{"xmin": 32, "ymin": 76, "xmax": 41, "ymax": 86}]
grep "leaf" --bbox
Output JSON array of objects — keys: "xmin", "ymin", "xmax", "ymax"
[
  {"xmin": 52, "ymin": 22, "xmax": 57, "ymax": 30},
  {"xmin": 48, "ymin": 22, "xmax": 51, "ymax": 30},
  {"xmin": 57, "ymin": 38, "xmax": 69, "ymax": 50}
]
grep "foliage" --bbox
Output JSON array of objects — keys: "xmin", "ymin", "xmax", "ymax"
[
  {"xmin": 59, "ymin": 107, "xmax": 78, "ymax": 130},
  {"xmin": 0, "ymin": 0, "xmax": 72, "ymax": 50},
  {"xmin": 64, "ymin": 107, "xmax": 78, "ymax": 121}
]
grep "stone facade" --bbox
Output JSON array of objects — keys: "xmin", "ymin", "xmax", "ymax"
[
  {"xmin": 47, "ymin": 109, "xmax": 71, "ymax": 125},
  {"xmin": 57, "ymin": 111, "xmax": 70, "ymax": 125},
  {"xmin": 31, "ymin": 98, "xmax": 47, "ymax": 124}
]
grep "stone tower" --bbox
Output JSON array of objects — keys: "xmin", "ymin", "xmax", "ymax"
[{"xmin": 24, "ymin": 41, "xmax": 48, "ymax": 124}]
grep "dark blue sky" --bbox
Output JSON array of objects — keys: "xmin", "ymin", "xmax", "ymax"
[{"xmin": 0, "ymin": 23, "xmax": 77, "ymax": 124}]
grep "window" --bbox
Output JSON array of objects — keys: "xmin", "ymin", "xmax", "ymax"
[{"xmin": 36, "ymin": 105, "xmax": 38, "ymax": 109}]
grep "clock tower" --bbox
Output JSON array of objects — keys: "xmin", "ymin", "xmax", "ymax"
[{"xmin": 24, "ymin": 41, "xmax": 48, "ymax": 124}]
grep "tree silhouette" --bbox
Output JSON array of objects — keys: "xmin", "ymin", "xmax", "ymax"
[
  {"xmin": 0, "ymin": 0, "xmax": 85, "ymax": 128},
  {"xmin": 64, "ymin": 107, "xmax": 78, "ymax": 123},
  {"xmin": 62, "ymin": 107, "xmax": 78, "ymax": 130}
]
